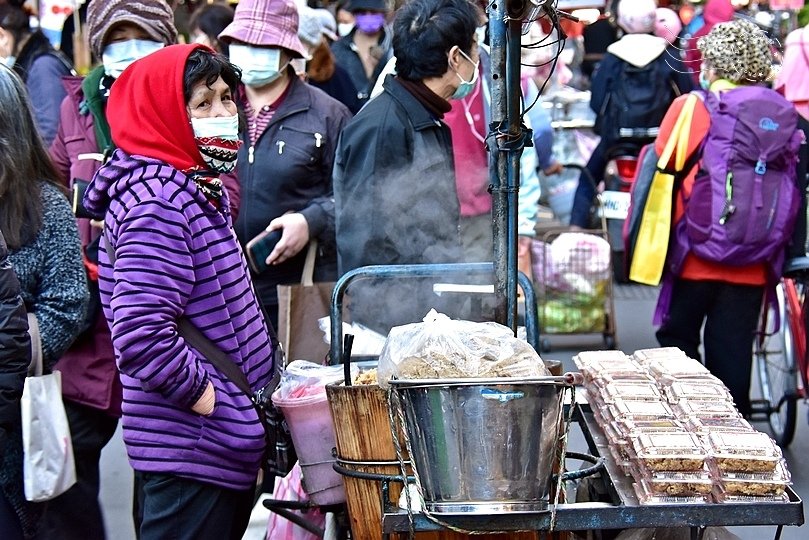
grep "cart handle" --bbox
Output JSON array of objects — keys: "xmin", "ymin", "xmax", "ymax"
[{"xmin": 329, "ymin": 263, "xmax": 539, "ymax": 369}]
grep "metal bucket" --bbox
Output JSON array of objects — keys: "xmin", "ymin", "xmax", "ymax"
[{"xmin": 389, "ymin": 377, "xmax": 569, "ymax": 514}]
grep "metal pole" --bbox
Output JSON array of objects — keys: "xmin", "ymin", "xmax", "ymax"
[
  {"xmin": 488, "ymin": 2, "xmax": 526, "ymax": 333},
  {"xmin": 488, "ymin": 2, "xmax": 509, "ymax": 327}
]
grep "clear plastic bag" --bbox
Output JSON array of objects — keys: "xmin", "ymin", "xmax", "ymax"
[
  {"xmin": 275, "ymin": 360, "xmax": 358, "ymax": 400},
  {"xmin": 377, "ymin": 310, "xmax": 549, "ymax": 386}
]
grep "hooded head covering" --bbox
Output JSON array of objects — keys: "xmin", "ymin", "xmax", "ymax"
[
  {"xmin": 654, "ymin": 8, "xmax": 683, "ymax": 44},
  {"xmin": 698, "ymin": 19, "xmax": 773, "ymax": 84},
  {"xmin": 775, "ymin": 25, "xmax": 809, "ymax": 118},
  {"xmin": 107, "ymin": 44, "xmax": 208, "ymax": 171},
  {"xmin": 617, "ymin": 0, "xmax": 657, "ymax": 35},
  {"xmin": 87, "ymin": 0, "xmax": 178, "ymax": 60}
]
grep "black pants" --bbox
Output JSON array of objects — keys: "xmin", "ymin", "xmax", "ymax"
[
  {"xmin": 570, "ymin": 140, "xmax": 609, "ymax": 228},
  {"xmin": 656, "ymin": 279, "xmax": 764, "ymax": 416},
  {"xmin": 0, "ymin": 488, "xmax": 23, "ymax": 540},
  {"xmin": 136, "ymin": 472, "xmax": 254, "ymax": 540},
  {"xmin": 36, "ymin": 401, "xmax": 119, "ymax": 540}
]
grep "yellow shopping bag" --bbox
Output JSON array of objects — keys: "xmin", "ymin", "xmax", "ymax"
[{"xmin": 629, "ymin": 95, "xmax": 698, "ymax": 285}]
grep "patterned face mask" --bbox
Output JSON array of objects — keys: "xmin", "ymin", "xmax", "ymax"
[{"xmin": 190, "ymin": 114, "xmax": 242, "ymax": 173}]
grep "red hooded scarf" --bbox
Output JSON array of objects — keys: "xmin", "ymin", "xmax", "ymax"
[{"xmin": 107, "ymin": 44, "xmax": 211, "ymax": 172}]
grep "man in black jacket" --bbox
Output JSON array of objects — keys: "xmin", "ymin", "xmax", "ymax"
[
  {"xmin": 333, "ymin": 0, "xmax": 482, "ymax": 331},
  {"xmin": 0, "ymin": 229, "xmax": 30, "ymax": 539}
]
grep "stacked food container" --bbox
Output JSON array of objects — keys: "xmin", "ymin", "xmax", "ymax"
[{"xmin": 575, "ymin": 347, "xmax": 791, "ymax": 505}]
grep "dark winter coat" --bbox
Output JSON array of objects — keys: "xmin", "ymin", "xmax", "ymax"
[
  {"xmin": 234, "ymin": 74, "xmax": 351, "ymax": 308},
  {"xmin": 332, "ymin": 75, "xmax": 463, "ymax": 332},
  {"xmin": 330, "ymin": 27, "xmax": 393, "ymax": 104},
  {"xmin": 13, "ymin": 30, "xmax": 72, "ymax": 145}
]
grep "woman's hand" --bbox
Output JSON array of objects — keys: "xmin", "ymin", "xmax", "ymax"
[
  {"xmin": 265, "ymin": 213, "xmax": 310, "ymax": 265},
  {"xmin": 191, "ymin": 381, "xmax": 216, "ymax": 416}
]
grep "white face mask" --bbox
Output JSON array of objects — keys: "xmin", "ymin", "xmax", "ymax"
[
  {"xmin": 0, "ymin": 55, "xmax": 16, "ymax": 68},
  {"xmin": 102, "ymin": 39, "xmax": 164, "ymax": 79},
  {"xmin": 190, "ymin": 114, "xmax": 241, "ymax": 173},
  {"xmin": 337, "ymin": 23, "xmax": 354, "ymax": 37},
  {"xmin": 190, "ymin": 114, "xmax": 239, "ymax": 140},
  {"xmin": 230, "ymin": 44, "xmax": 288, "ymax": 88}
]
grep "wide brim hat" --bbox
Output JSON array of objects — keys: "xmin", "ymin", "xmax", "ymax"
[{"xmin": 219, "ymin": 0, "xmax": 309, "ymax": 59}]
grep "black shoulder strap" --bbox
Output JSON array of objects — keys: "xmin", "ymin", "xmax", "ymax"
[{"xmin": 102, "ymin": 232, "xmax": 255, "ymax": 398}]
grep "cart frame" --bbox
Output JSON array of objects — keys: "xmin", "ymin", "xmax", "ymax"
[{"xmin": 379, "ymin": 403, "xmax": 804, "ymax": 539}]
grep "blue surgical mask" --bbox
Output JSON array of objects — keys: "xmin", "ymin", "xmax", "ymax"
[
  {"xmin": 0, "ymin": 55, "xmax": 15, "ymax": 68},
  {"xmin": 699, "ymin": 70, "xmax": 711, "ymax": 91},
  {"xmin": 450, "ymin": 49, "xmax": 479, "ymax": 100},
  {"xmin": 102, "ymin": 39, "xmax": 164, "ymax": 79},
  {"xmin": 229, "ymin": 44, "xmax": 288, "ymax": 88}
]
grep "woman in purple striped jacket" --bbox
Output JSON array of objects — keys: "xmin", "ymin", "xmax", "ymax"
[{"xmin": 82, "ymin": 44, "xmax": 276, "ymax": 540}]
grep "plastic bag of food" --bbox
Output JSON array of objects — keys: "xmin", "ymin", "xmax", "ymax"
[
  {"xmin": 275, "ymin": 360, "xmax": 358, "ymax": 400},
  {"xmin": 377, "ymin": 310, "xmax": 549, "ymax": 386}
]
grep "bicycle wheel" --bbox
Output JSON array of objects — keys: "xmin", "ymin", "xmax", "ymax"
[{"xmin": 754, "ymin": 283, "xmax": 798, "ymax": 447}]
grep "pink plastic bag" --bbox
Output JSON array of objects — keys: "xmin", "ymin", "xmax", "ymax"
[{"xmin": 265, "ymin": 463, "xmax": 326, "ymax": 540}]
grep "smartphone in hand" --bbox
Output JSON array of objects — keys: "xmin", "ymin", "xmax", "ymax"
[
  {"xmin": 72, "ymin": 179, "xmax": 94, "ymax": 219},
  {"xmin": 245, "ymin": 229, "xmax": 283, "ymax": 274}
]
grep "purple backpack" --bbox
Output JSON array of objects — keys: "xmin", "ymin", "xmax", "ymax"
[{"xmin": 670, "ymin": 87, "xmax": 803, "ymax": 280}]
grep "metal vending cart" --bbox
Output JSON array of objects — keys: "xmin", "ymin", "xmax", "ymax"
[{"xmin": 324, "ymin": 1, "xmax": 805, "ymax": 539}]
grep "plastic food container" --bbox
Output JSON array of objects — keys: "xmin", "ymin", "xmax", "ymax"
[
  {"xmin": 714, "ymin": 461, "xmax": 791, "ymax": 496},
  {"xmin": 631, "ymin": 432, "xmax": 708, "ymax": 471},
  {"xmin": 633, "ymin": 479, "xmax": 711, "ymax": 505},
  {"xmin": 712, "ymin": 485, "xmax": 790, "ymax": 504},
  {"xmin": 685, "ymin": 416, "xmax": 754, "ymax": 434},
  {"xmin": 609, "ymin": 442, "xmax": 635, "ymax": 475},
  {"xmin": 613, "ymin": 418, "xmax": 687, "ymax": 439},
  {"xmin": 590, "ymin": 372, "xmax": 656, "ymax": 386},
  {"xmin": 649, "ymin": 358, "xmax": 711, "ymax": 381},
  {"xmin": 630, "ymin": 463, "xmax": 713, "ymax": 496},
  {"xmin": 272, "ymin": 391, "xmax": 346, "ymax": 506},
  {"xmin": 632, "ymin": 347, "xmax": 687, "ymax": 365},
  {"xmin": 663, "ymin": 381, "xmax": 733, "ymax": 403},
  {"xmin": 580, "ymin": 358, "xmax": 645, "ymax": 385},
  {"xmin": 674, "ymin": 399, "xmax": 743, "ymax": 420},
  {"xmin": 708, "ymin": 431, "xmax": 783, "ymax": 473},
  {"xmin": 600, "ymin": 381, "xmax": 663, "ymax": 403},
  {"xmin": 609, "ymin": 399, "xmax": 676, "ymax": 422},
  {"xmin": 574, "ymin": 350, "xmax": 632, "ymax": 367}
]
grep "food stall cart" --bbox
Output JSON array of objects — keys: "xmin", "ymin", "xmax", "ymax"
[
  {"xmin": 378, "ymin": 403, "xmax": 805, "ymax": 540},
  {"xmin": 323, "ymin": 2, "xmax": 805, "ymax": 540}
]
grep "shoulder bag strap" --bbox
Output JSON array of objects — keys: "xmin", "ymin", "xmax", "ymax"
[
  {"xmin": 26, "ymin": 313, "xmax": 43, "ymax": 377},
  {"xmin": 102, "ymin": 232, "xmax": 255, "ymax": 398},
  {"xmin": 300, "ymin": 240, "xmax": 318, "ymax": 286}
]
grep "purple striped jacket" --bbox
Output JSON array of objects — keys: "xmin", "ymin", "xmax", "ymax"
[{"xmin": 85, "ymin": 149, "xmax": 275, "ymax": 490}]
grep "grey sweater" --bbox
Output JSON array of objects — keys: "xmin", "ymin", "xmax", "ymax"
[{"xmin": 7, "ymin": 181, "xmax": 88, "ymax": 369}]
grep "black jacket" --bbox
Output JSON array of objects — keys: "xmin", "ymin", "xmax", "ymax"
[
  {"xmin": 234, "ymin": 73, "xmax": 352, "ymax": 307},
  {"xmin": 0, "ymin": 230, "xmax": 29, "ymax": 458},
  {"xmin": 330, "ymin": 27, "xmax": 393, "ymax": 105},
  {"xmin": 333, "ymin": 76, "xmax": 464, "ymax": 331}
]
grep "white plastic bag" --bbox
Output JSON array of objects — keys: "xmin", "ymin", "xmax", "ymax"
[
  {"xmin": 274, "ymin": 360, "xmax": 358, "ymax": 400},
  {"xmin": 21, "ymin": 314, "xmax": 76, "ymax": 502}
]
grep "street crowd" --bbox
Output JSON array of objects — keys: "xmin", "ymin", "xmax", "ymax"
[{"xmin": 0, "ymin": 0, "xmax": 808, "ymax": 538}]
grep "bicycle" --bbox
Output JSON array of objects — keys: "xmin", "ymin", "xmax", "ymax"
[{"xmin": 751, "ymin": 257, "xmax": 809, "ymax": 447}]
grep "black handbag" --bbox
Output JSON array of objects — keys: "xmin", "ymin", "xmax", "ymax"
[{"xmin": 102, "ymin": 233, "xmax": 296, "ymax": 478}]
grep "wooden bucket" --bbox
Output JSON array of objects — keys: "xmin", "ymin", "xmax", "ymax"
[{"xmin": 327, "ymin": 383, "xmax": 550, "ymax": 540}]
